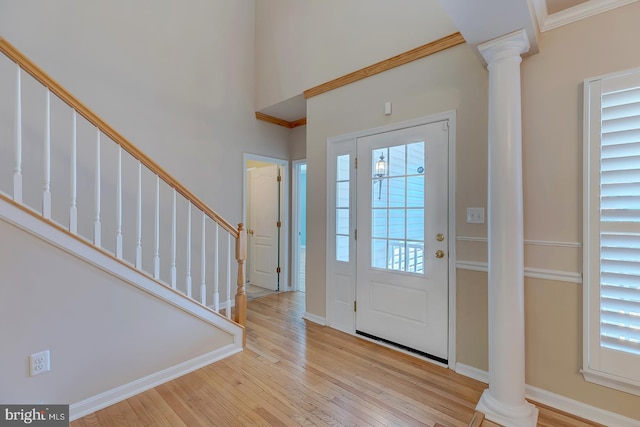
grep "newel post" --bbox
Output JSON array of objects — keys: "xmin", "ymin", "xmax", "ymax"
[{"xmin": 235, "ymin": 223, "xmax": 247, "ymax": 345}]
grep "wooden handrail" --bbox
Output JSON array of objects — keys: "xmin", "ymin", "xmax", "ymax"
[{"xmin": 0, "ymin": 37, "xmax": 238, "ymax": 238}]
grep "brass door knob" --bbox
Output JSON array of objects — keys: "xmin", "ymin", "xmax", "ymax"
[
  {"xmin": 436, "ymin": 233, "xmax": 445, "ymax": 242},
  {"xmin": 435, "ymin": 250, "xmax": 445, "ymax": 259}
]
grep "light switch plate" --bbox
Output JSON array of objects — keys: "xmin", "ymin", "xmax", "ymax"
[{"xmin": 467, "ymin": 207, "xmax": 485, "ymax": 224}]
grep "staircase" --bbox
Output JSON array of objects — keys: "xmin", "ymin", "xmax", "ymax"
[{"xmin": 0, "ymin": 37, "xmax": 247, "ymax": 419}]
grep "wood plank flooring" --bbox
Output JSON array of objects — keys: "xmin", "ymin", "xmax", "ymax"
[{"xmin": 71, "ymin": 292, "xmax": 605, "ymax": 426}]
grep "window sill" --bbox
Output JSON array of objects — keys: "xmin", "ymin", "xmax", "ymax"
[{"xmin": 582, "ymin": 367, "xmax": 640, "ymax": 397}]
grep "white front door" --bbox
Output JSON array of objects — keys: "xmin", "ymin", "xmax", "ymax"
[
  {"xmin": 356, "ymin": 121, "xmax": 449, "ymax": 362},
  {"xmin": 248, "ymin": 165, "xmax": 280, "ymax": 291}
]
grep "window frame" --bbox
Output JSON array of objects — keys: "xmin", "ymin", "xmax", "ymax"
[{"xmin": 583, "ymin": 67, "xmax": 640, "ymax": 396}]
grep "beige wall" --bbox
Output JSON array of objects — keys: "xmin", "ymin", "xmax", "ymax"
[
  {"xmin": 255, "ymin": 0, "xmax": 457, "ymax": 110},
  {"xmin": 0, "ymin": 219, "xmax": 233, "ymax": 404},
  {"xmin": 289, "ymin": 125, "xmax": 307, "ymax": 161},
  {"xmin": 516, "ymin": 2, "xmax": 640, "ymax": 418},
  {"xmin": 306, "ymin": 1, "xmax": 640, "ymax": 420},
  {"xmin": 305, "ymin": 43, "xmax": 488, "ymax": 316}
]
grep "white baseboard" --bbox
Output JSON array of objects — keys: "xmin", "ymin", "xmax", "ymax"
[
  {"xmin": 455, "ymin": 362, "xmax": 489, "ymax": 383},
  {"xmin": 302, "ymin": 312, "xmax": 326, "ymax": 326},
  {"xmin": 455, "ymin": 363, "xmax": 640, "ymax": 426},
  {"xmin": 70, "ymin": 344, "xmax": 242, "ymax": 421}
]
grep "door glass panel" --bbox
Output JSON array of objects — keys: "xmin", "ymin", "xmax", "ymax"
[
  {"xmin": 388, "ymin": 209, "xmax": 405, "ymax": 239},
  {"xmin": 337, "ymin": 155, "xmax": 350, "ymax": 181},
  {"xmin": 407, "ymin": 208, "xmax": 424, "ymax": 240},
  {"xmin": 388, "ymin": 178, "xmax": 405, "ymax": 207},
  {"xmin": 372, "ymin": 209, "xmax": 387, "ymax": 238},
  {"xmin": 336, "ymin": 154, "xmax": 350, "ymax": 262},
  {"xmin": 389, "ymin": 145, "xmax": 406, "ymax": 176},
  {"xmin": 407, "ymin": 176, "xmax": 424, "ymax": 207},
  {"xmin": 407, "ymin": 142, "xmax": 425, "ymax": 175},
  {"xmin": 370, "ymin": 141, "xmax": 425, "ymax": 274},
  {"xmin": 372, "ymin": 239, "xmax": 387, "ymax": 268},
  {"xmin": 337, "ymin": 182, "xmax": 350, "ymax": 208},
  {"xmin": 336, "ymin": 235, "xmax": 349, "ymax": 262},
  {"xmin": 336, "ymin": 208, "xmax": 349, "ymax": 235}
]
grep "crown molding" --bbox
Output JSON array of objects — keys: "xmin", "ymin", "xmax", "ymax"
[
  {"xmin": 532, "ymin": 0, "xmax": 639, "ymax": 32},
  {"xmin": 255, "ymin": 112, "xmax": 306, "ymax": 129}
]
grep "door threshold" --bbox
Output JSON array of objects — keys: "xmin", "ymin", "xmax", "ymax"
[{"xmin": 356, "ymin": 330, "xmax": 448, "ymax": 365}]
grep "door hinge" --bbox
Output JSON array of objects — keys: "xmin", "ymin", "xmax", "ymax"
[
  {"xmin": 354, "ymin": 301, "xmax": 357, "ymax": 312},
  {"xmin": 276, "ymin": 266, "xmax": 281, "ymax": 274},
  {"xmin": 277, "ymin": 174, "xmax": 282, "ymax": 182},
  {"xmin": 355, "ymin": 157, "xmax": 358, "ymax": 169},
  {"xmin": 354, "ymin": 229, "xmax": 357, "ymax": 240},
  {"xmin": 277, "ymin": 221, "xmax": 282, "ymax": 228}
]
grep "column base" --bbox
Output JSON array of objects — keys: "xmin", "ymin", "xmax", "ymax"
[{"xmin": 476, "ymin": 389, "xmax": 538, "ymax": 427}]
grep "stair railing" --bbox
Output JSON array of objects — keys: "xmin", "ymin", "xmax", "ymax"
[{"xmin": 0, "ymin": 37, "xmax": 246, "ymax": 334}]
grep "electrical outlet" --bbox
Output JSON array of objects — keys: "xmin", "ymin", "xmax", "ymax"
[
  {"xmin": 30, "ymin": 350, "xmax": 50, "ymax": 376},
  {"xmin": 466, "ymin": 207, "xmax": 485, "ymax": 224}
]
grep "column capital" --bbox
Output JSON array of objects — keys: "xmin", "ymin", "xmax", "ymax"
[{"xmin": 478, "ymin": 29, "xmax": 530, "ymax": 65}]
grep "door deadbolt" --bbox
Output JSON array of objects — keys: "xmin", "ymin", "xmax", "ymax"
[
  {"xmin": 436, "ymin": 233, "xmax": 445, "ymax": 242},
  {"xmin": 435, "ymin": 250, "xmax": 445, "ymax": 259}
]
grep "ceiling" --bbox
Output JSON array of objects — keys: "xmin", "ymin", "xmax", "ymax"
[{"xmin": 256, "ymin": 0, "xmax": 635, "ymax": 124}]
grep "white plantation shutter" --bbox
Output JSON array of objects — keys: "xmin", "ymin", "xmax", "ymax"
[
  {"xmin": 600, "ymin": 86, "xmax": 640, "ymax": 356},
  {"xmin": 584, "ymin": 69, "xmax": 640, "ymax": 394}
]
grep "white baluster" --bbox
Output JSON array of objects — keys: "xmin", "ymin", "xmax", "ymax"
[
  {"xmin": 70, "ymin": 111, "xmax": 77, "ymax": 234},
  {"xmin": 94, "ymin": 129, "xmax": 101, "ymax": 247},
  {"xmin": 14, "ymin": 65, "xmax": 22, "ymax": 203},
  {"xmin": 186, "ymin": 203, "xmax": 192, "ymax": 297},
  {"xmin": 154, "ymin": 175, "xmax": 160, "ymax": 279},
  {"xmin": 213, "ymin": 224, "xmax": 220, "ymax": 311},
  {"xmin": 171, "ymin": 188, "xmax": 177, "ymax": 289},
  {"xmin": 201, "ymin": 212, "xmax": 206, "ymax": 305},
  {"xmin": 116, "ymin": 147, "xmax": 123, "ymax": 258},
  {"xmin": 136, "ymin": 160, "xmax": 142, "ymax": 269},
  {"xmin": 227, "ymin": 233, "xmax": 231, "ymax": 319},
  {"xmin": 43, "ymin": 89, "xmax": 51, "ymax": 219}
]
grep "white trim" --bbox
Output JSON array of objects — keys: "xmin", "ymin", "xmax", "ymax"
[
  {"xmin": 326, "ymin": 111, "xmax": 458, "ymax": 369},
  {"xmin": 456, "ymin": 236, "xmax": 487, "ymax": 243},
  {"xmin": 456, "ymin": 260, "xmax": 582, "ymax": 284},
  {"xmin": 70, "ymin": 345, "xmax": 242, "ymax": 421},
  {"xmin": 292, "ymin": 159, "xmax": 307, "ymax": 292},
  {"xmin": 525, "ymin": 267, "xmax": 582, "ymax": 284},
  {"xmin": 302, "ymin": 312, "xmax": 326, "ymax": 326},
  {"xmin": 456, "ymin": 260, "xmax": 489, "ymax": 273},
  {"xmin": 456, "ymin": 363, "xmax": 640, "ymax": 426},
  {"xmin": 242, "ymin": 153, "xmax": 290, "ymax": 292},
  {"xmin": 447, "ymin": 113, "xmax": 458, "ymax": 370},
  {"xmin": 0, "ymin": 196, "xmax": 244, "ymax": 341},
  {"xmin": 532, "ymin": 0, "xmax": 639, "ymax": 32},
  {"xmin": 456, "ymin": 236, "xmax": 582, "ymax": 248},
  {"xmin": 582, "ymin": 368, "xmax": 640, "ymax": 398},
  {"xmin": 524, "ymin": 239, "xmax": 582, "ymax": 248},
  {"xmin": 455, "ymin": 362, "xmax": 489, "ymax": 383},
  {"xmin": 326, "ymin": 111, "xmax": 458, "ymax": 145}
]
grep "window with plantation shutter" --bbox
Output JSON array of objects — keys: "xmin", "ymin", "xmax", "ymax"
[{"xmin": 584, "ymin": 68, "xmax": 640, "ymax": 395}]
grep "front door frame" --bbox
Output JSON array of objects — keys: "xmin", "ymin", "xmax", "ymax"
[
  {"xmin": 325, "ymin": 111, "xmax": 457, "ymax": 368},
  {"xmin": 292, "ymin": 159, "xmax": 307, "ymax": 292},
  {"xmin": 243, "ymin": 153, "xmax": 289, "ymax": 292}
]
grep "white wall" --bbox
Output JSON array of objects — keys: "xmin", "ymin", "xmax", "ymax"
[
  {"xmin": 0, "ymin": 0, "xmax": 290, "ymax": 225},
  {"xmin": 0, "ymin": 218, "xmax": 233, "ymax": 405},
  {"xmin": 255, "ymin": 0, "xmax": 458, "ymax": 110}
]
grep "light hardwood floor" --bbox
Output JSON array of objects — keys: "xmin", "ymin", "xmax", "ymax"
[{"xmin": 72, "ymin": 292, "xmax": 604, "ymax": 426}]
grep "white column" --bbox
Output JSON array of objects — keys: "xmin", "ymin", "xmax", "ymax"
[{"xmin": 475, "ymin": 29, "xmax": 538, "ymax": 427}]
